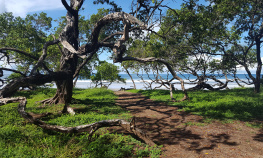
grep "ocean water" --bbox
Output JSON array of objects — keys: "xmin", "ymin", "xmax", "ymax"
[
  {"xmin": 1, "ymin": 72, "xmax": 257, "ymax": 90},
  {"xmin": 75, "ymin": 73, "xmax": 256, "ymax": 90},
  {"xmin": 117, "ymin": 73, "xmax": 256, "ymax": 81}
]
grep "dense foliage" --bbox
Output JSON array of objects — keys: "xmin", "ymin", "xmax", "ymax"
[
  {"xmin": 0, "ymin": 12, "xmax": 55, "ymax": 77},
  {"xmin": 91, "ymin": 61, "xmax": 125, "ymax": 88}
]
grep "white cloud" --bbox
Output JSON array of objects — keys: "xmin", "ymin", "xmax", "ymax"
[
  {"xmin": 235, "ymin": 57, "xmax": 263, "ymax": 74},
  {"xmin": 2, "ymin": 0, "xmax": 64, "ymax": 17},
  {"xmin": 153, "ymin": 24, "xmax": 160, "ymax": 32},
  {"xmin": 0, "ymin": 0, "xmax": 7, "ymax": 13}
]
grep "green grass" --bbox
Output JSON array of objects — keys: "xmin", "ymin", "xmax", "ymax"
[
  {"xmin": 128, "ymin": 88, "xmax": 263, "ymax": 127},
  {"xmin": 0, "ymin": 88, "xmax": 161, "ymax": 158}
]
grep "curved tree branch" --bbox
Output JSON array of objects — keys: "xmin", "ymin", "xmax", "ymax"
[
  {"xmin": 0, "ymin": 71, "xmax": 72, "ymax": 98},
  {"xmin": 30, "ymin": 39, "xmax": 60, "ymax": 75},
  {"xmin": 0, "ymin": 47, "xmax": 52, "ymax": 73},
  {"xmin": 0, "ymin": 68, "xmax": 26, "ymax": 77},
  {"xmin": 0, "ymin": 47, "xmax": 38, "ymax": 60},
  {"xmin": 80, "ymin": 12, "xmax": 147, "ymax": 55}
]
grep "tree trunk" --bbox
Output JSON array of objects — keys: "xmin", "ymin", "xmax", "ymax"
[
  {"xmin": 50, "ymin": 1, "xmax": 80, "ymax": 104},
  {"xmin": 169, "ymin": 83, "xmax": 175, "ymax": 100},
  {"xmin": 73, "ymin": 75, "xmax": 79, "ymax": 88},
  {"xmin": 124, "ymin": 67, "xmax": 136, "ymax": 89},
  {"xmin": 49, "ymin": 51, "xmax": 77, "ymax": 105},
  {"xmin": 55, "ymin": 79, "xmax": 74, "ymax": 104},
  {"xmin": 254, "ymin": 38, "xmax": 262, "ymax": 93},
  {"xmin": 254, "ymin": 81, "xmax": 261, "ymax": 93},
  {"xmin": 50, "ymin": 51, "xmax": 78, "ymax": 104}
]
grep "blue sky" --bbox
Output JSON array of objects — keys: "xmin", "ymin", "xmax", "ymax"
[{"xmin": 0, "ymin": 0, "xmax": 185, "ymax": 22}]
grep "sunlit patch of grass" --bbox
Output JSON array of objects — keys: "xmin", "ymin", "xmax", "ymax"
[
  {"xmin": 245, "ymin": 122, "xmax": 263, "ymax": 128},
  {"xmin": 128, "ymin": 88, "xmax": 263, "ymax": 127}
]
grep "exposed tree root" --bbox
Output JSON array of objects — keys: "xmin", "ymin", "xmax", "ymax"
[
  {"xmin": 36, "ymin": 95, "xmax": 76, "ymax": 116},
  {"xmin": 173, "ymin": 94, "xmax": 189, "ymax": 102},
  {"xmin": 62, "ymin": 104, "xmax": 75, "ymax": 115},
  {"xmin": 36, "ymin": 94, "xmax": 60, "ymax": 107},
  {"xmin": 37, "ymin": 97, "xmax": 76, "ymax": 115},
  {"xmin": 175, "ymin": 95, "xmax": 190, "ymax": 102},
  {"xmin": 1, "ymin": 97, "xmax": 155, "ymax": 146},
  {"xmin": 187, "ymin": 81, "xmax": 230, "ymax": 91}
]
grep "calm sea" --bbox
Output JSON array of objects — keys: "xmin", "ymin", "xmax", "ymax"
[
  {"xmin": 1, "ymin": 71, "xmax": 258, "ymax": 90},
  {"xmin": 116, "ymin": 73, "xmax": 257, "ymax": 81},
  {"xmin": 2, "ymin": 71, "xmax": 257, "ymax": 81}
]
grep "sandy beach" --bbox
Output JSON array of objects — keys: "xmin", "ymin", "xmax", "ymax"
[{"xmin": 72, "ymin": 79, "xmax": 254, "ymax": 91}]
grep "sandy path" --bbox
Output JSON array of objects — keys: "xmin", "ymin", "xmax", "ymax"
[{"xmin": 114, "ymin": 91, "xmax": 263, "ymax": 158}]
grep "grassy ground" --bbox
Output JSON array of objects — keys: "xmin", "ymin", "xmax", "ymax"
[
  {"xmin": 0, "ymin": 88, "xmax": 161, "ymax": 158},
  {"xmin": 128, "ymin": 87, "xmax": 263, "ymax": 127}
]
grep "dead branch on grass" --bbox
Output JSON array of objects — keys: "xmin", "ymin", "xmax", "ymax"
[{"xmin": 0, "ymin": 97, "xmax": 155, "ymax": 146}]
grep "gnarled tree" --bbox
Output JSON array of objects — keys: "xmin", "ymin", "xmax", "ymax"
[
  {"xmin": 0, "ymin": 0, "xmax": 167, "ymax": 146},
  {"xmin": 0, "ymin": 0, "xmax": 146, "ymax": 104}
]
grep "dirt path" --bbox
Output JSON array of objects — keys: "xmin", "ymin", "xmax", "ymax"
[{"xmin": 114, "ymin": 91, "xmax": 263, "ymax": 158}]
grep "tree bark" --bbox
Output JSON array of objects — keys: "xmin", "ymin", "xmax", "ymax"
[
  {"xmin": 54, "ymin": 79, "xmax": 74, "ymax": 104},
  {"xmin": 254, "ymin": 38, "xmax": 262, "ymax": 93},
  {"xmin": 169, "ymin": 83, "xmax": 175, "ymax": 101},
  {"xmin": 73, "ymin": 75, "xmax": 79, "ymax": 88}
]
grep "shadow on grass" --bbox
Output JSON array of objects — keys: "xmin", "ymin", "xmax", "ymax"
[
  {"xmin": 71, "ymin": 97, "xmax": 127, "ymax": 115},
  {"xmin": 130, "ymin": 88, "xmax": 263, "ymax": 122},
  {"xmin": 14, "ymin": 88, "xmax": 56, "ymax": 99}
]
